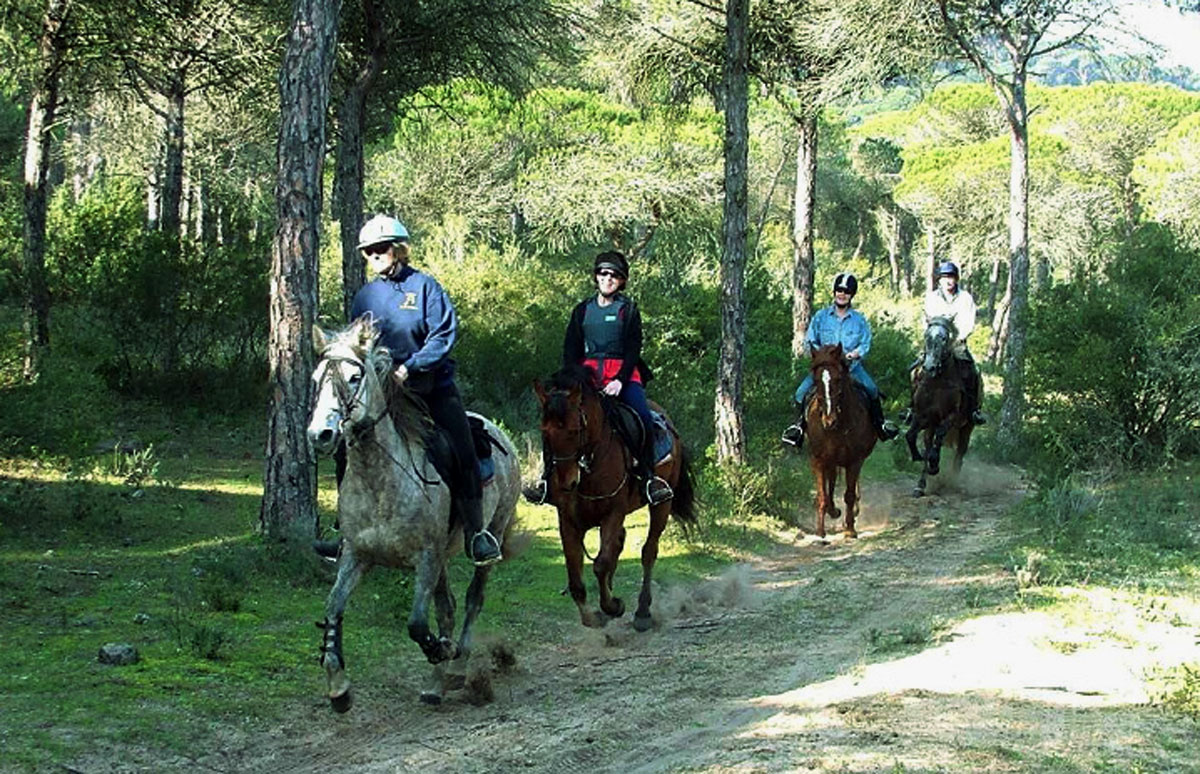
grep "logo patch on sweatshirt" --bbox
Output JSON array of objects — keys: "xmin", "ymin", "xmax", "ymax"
[{"xmin": 399, "ymin": 292, "xmax": 418, "ymax": 310}]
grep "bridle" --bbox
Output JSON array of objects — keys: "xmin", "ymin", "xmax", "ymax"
[
  {"xmin": 544, "ymin": 391, "xmax": 628, "ymax": 500},
  {"xmin": 314, "ymin": 353, "xmax": 388, "ymax": 446}
]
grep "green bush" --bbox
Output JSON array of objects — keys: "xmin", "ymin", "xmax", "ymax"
[
  {"xmin": 44, "ymin": 177, "xmax": 269, "ymax": 398},
  {"xmin": 1026, "ymin": 225, "xmax": 1200, "ymax": 473}
]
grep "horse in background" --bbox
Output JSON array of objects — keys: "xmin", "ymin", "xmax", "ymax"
[
  {"xmin": 803, "ymin": 344, "xmax": 878, "ymax": 539},
  {"xmin": 306, "ymin": 316, "xmax": 520, "ymax": 712},
  {"xmin": 533, "ymin": 364, "xmax": 697, "ymax": 631},
  {"xmin": 905, "ymin": 315, "xmax": 976, "ymax": 496}
]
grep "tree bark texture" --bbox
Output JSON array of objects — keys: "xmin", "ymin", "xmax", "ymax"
[
  {"xmin": 261, "ymin": 0, "xmax": 342, "ymax": 543},
  {"xmin": 22, "ymin": 0, "xmax": 70, "ymax": 382},
  {"xmin": 334, "ymin": 0, "xmax": 384, "ymax": 321},
  {"xmin": 998, "ymin": 80, "xmax": 1030, "ymax": 451},
  {"xmin": 160, "ymin": 78, "xmax": 186, "ymax": 238},
  {"xmin": 790, "ymin": 113, "xmax": 817, "ymax": 359},
  {"xmin": 715, "ymin": 0, "xmax": 749, "ymax": 466}
]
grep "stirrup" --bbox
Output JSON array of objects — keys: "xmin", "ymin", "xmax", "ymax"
[
  {"xmin": 522, "ymin": 479, "xmax": 549, "ymax": 505},
  {"xmin": 645, "ymin": 477, "xmax": 673, "ymax": 505},
  {"xmin": 898, "ymin": 407, "xmax": 913, "ymax": 425},
  {"xmin": 971, "ymin": 410, "xmax": 987, "ymax": 426},
  {"xmin": 469, "ymin": 529, "xmax": 502, "ymax": 567},
  {"xmin": 879, "ymin": 420, "xmax": 900, "ymax": 441},
  {"xmin": 781, "ymin": 423, "xmax": 804, "ymax": 448}
]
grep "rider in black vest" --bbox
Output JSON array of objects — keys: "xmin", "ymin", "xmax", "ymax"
[{"xmin": 525, "ymin": 251, "xmax": 673, "ymax": 507}]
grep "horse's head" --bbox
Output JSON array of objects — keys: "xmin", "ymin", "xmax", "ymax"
[
  {"xmin": 307, "ymin": 315, "xmax": 393, "ymax": 456},
  {"xmin": 533, "ymin": 364, "xmax": 604, "ymax": 494},
  {"xmin": 809, "ymin": 344, "xmax": 850, "ymax": 429},
  {"xmin": 922, "ymin": 316, "xmax": 958, "ymax": 375}
]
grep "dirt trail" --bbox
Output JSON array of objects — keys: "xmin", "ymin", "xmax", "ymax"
[{"xmin": 212, "ymin": 463, "xmax": 1197, "ymax": 774}]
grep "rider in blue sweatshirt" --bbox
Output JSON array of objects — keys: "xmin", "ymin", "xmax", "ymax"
[{"xmin": 348, "ymin": 214, "xmax": 501, "ymax": 566}]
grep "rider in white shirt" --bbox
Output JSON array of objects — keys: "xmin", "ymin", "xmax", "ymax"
[{"xmin": 923, "ymin": 261, "xmax": 986, "ymax": 425}]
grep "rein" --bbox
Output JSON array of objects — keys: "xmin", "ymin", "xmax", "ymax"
[
  {"xmin": 546, "ymin": 393, "xmax": 630, "ymax": 502},
  {"xmin": 318, "ymin": 353, "xmax": 441, "ymax": 495}
]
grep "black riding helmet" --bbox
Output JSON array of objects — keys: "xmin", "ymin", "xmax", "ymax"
[
  {"xmin": 833, "ymin": 272, "xmax": 858, "ymax": 296},
  {"xmin": 594, "ymin": 250, "xmax": 629, "ymax": 280},
  {"xmin": 936, "ymin": 261, "xmax": 960, "ymax": 278}
]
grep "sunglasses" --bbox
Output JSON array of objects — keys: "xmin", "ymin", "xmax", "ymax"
[
  {"xmin": 362, "ymin": 243, "xmax": 392, "ymax": 256},
  {"xmin": 595, "ymin": 269, "xmax": 622, "ymax": 279}
]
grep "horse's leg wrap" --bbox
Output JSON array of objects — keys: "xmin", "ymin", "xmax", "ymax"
[{"xmin": 317, "ymin": 616, "xmax": 344, "ymax": 669}]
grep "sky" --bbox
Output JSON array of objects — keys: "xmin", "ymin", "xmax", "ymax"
[{"xmin": 1115, "ymin": 1, "xmax": 1200, "ymax": 72}]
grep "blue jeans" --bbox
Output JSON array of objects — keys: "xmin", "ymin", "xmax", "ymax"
[
  {"xmin": 618, "ymin": 380, "xmax": 654, "ymax": 434},
  {"xmin": 794, "ymin": 361, "xmax": 879, "ymax": 403}
]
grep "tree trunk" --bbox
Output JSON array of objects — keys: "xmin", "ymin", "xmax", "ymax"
[
  {"xmin": 984, "ymin": 253, "xmax": 1002, "ymax": 320},
  {"xmin": 261, "ymin": 0, "xmax": 342, "ymax": 543},
  {"xmin": 334, "ymin": 0, "xmax": 384, "ymax": 321},
  {"xmin": 885, "ymin": 206, "xmax": 900, "ymax": 294},
  {"xmin": 21, "ymin": 0, "xmax": 70, "ymax": 382},
  {"xmin": 997, "ymin": 77, "xmax": 1030, "ymax": 452},
  {"xmin": 790, "ymin": 113, "xmax": 817, "ymax": 359},
  {"xmin": 987, "ymin": 274, "xmax": 1011, "ymax": 366},
  {"xmin": 924, "ymin": 226, "xmax": 936, "ymax": 291},
  {"xmin": 160, "ymin": 77, "xmax": 185, "ymax": 238},
  {"xmin": 715, "ymin": 0, "xmax": 749, "ymax": 466}
]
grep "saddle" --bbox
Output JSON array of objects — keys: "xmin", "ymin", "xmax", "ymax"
[
  {"xmin": 424, "ymin": 416, "xmax": 506, "ymax": 488},
  {"xmin": 608, "ymin": 402, "xmax": 675, "ymax": 465}
]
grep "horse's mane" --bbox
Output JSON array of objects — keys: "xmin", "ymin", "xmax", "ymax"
[
  {"xmin": 811, "ymin": 345, "xmax": 846, "ymax": 371},
  {"xmin": 322, "ymin": 323, "xmax": 432, "ymax": 441},
  {"xmin": 927, "ymin": 315, "xmax": 958, "ymax": 340},
  {"xmin": 545, "ymin": 363, "xmax": 606, "ymax": 423}
]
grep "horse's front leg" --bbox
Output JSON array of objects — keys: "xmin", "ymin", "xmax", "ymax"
[
  {"xmin": 595, "ymin": 516, "xmax": 627, "ymax": 620},
  {"xmin": 320, "ymin": 543, "xmax": 366, "ymax": 713},
  {"xmin": 419, "ymin": 567, "xmax": 459, "ymax": 705},
  {"xmin": 927, "ymin": 418, "xmax": 953, "ymax": 476},
  {"xmin": 409, "ymin": 547, "xmax": 457, "ymax": 665},
  {"xmin": 905, "ymin": 421, "xmax": 923, "ymax": 462},
  {"xmin": 558, "ymin": 508, "xmax": 599, "ymax": 627},
  {"xmin": 812, "ymin": 464, "xmax": 828, "ymax": 538},
  {"xmin": 634, "ymin": 501, "xmax": 671, "ymax": 632},
  {"xmin": 843, "ymin": 461, "xmax": 863, "ymax": 539}
]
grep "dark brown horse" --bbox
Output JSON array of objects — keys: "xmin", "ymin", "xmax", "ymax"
[
  {"xmin": 905, "ymin": 316, "xmax": 976, "ymax": 496},
  {"xmin": 804, "ymin": 344, "xmax": 878, "ymax": 539},
  {"xmin": 533, "ymin": 364, "xmax": 697, "ymax": 630}
]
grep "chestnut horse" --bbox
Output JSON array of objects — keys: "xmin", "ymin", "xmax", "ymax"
[
  {"xmin": 804, "ymin": 344, "xmax": 878, "ymax": 539},
  {"xmin": 533, "ymin": 364, "xmax": 697, "ymax": 630},
  {"xmin": 905, "ymin": 316, "xmax": 975, "ymax": 496}
]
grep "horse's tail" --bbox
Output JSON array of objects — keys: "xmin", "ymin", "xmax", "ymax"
[{"xmin": 670, "ymin": 443, "xmax": 699, "ymax": 530}]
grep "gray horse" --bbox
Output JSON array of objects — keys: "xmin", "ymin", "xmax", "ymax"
[{"xmin": 306, "ymin": 317, "xmax": 520, "ymax": 711}]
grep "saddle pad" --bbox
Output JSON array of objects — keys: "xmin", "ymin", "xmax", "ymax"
[{"xmin": 612, "ymin": 403, "xmax": 674, "ymax": 464}]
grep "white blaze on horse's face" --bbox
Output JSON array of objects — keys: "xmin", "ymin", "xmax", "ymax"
[
  {"xmin": 307, "ymin": 355, "xmax": 367, "ymax": 455},
  {"xmin": 821, "ymin": 368, "xmax": 835, "ymax": 426}
]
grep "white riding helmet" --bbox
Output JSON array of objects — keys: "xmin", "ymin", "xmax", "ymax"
[{"xmin": 356, "ymin": 214, "xmax": 410, "ymax": 250}]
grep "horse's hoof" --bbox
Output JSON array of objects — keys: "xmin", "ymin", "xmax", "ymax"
[
  {"xmin": 912, "ymin": 488, "xmax": 925, "ymax": 498},
  {"xmin": 928, "ymin": 464, "xmax": 940, "ymax": 476},
  {"xmin": 633, "ymin": 612, "xmax": 654, "ymax": 632},
  {"xmin": 419, "ymin": 690, "xmax": 443, "ymax": 706},
  {"xmin": 604, "ymin": 598, "xmax": 625, "ymax": 619},
  {"xmin": 330, "ymin": 690, "xmax": 353, "ymax": 714},
  {"xmin": 843, "ymin": 529, "xmax": 858, "ymax": 539}
]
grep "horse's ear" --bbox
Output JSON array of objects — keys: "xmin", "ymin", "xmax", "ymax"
[
  {"xmin": 533, "ymin": 379, "xmax": 547, "ymax": 405},
  {"xmin": 312, "ymin": 325, "xmax": 328, "ymax": 355}
]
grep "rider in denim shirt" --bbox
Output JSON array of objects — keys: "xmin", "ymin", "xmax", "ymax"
[{"xmin": 783, "ymin": 273, "xmax": 899, "ymax": 449}]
